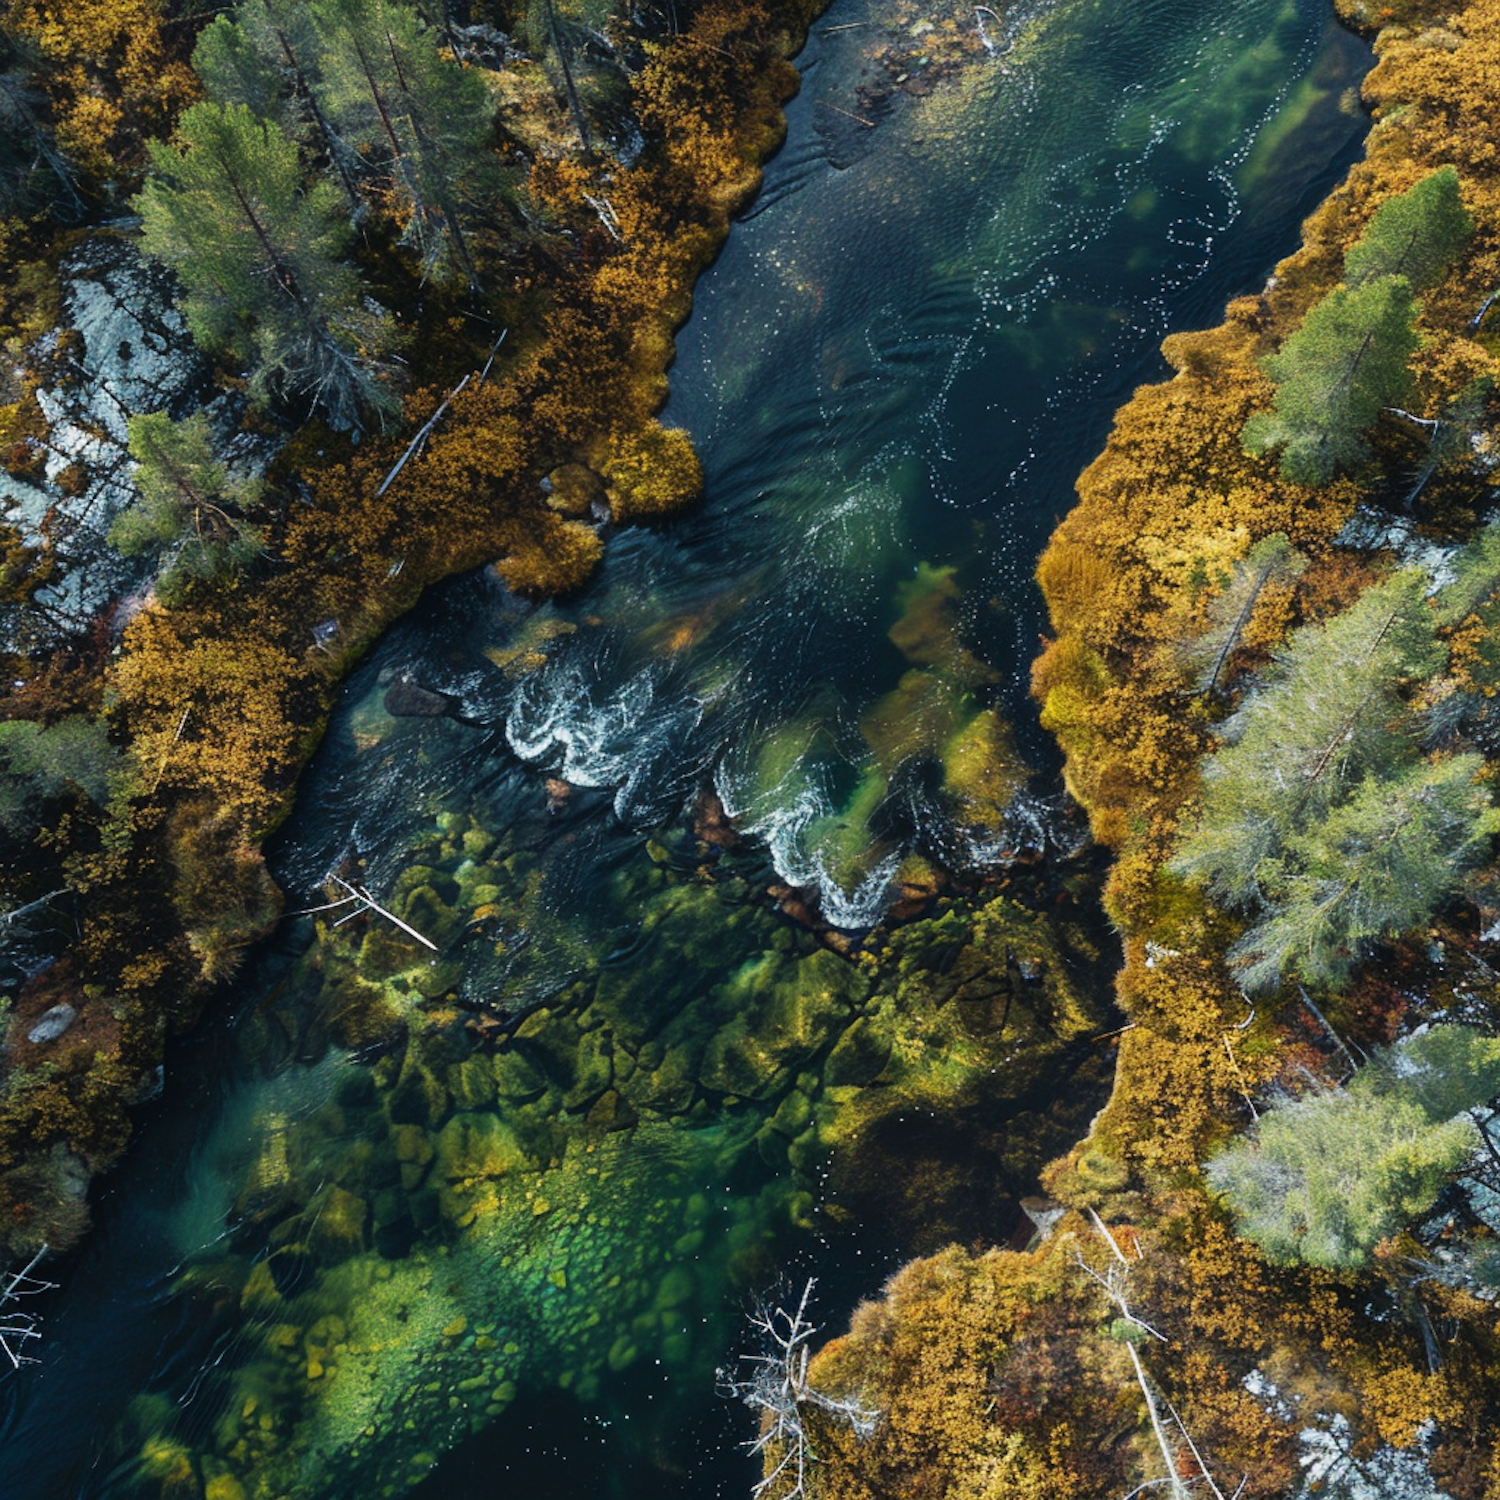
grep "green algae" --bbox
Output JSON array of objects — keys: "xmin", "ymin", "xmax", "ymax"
[{"xmin": 115, "ymin": 776, "xmax": 1107, "ymax": 1500}]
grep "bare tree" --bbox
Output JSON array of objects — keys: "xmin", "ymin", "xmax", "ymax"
[
  {"xmin": 719, "ymin": 1278, "xmax": 878, "ymax": 1500},
  {"xmin": 0, "ymin": 1245, "xmax": 55, "ymax": 1370}
]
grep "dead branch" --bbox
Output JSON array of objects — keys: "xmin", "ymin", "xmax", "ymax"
[
  {"xmin": 816, "ymin": 100, "xmax": 875, "ymax": 129},
  {"xmin": 376, "ymin": 372, "xmax": 472, "ymax": 497},
  {"xmin": 329, "ymin": 875, "xmax": 438, "ymax": 951},
  {"xmin": 0, "ymin": 1244, "xmax": 55, "ymax": 1370}
]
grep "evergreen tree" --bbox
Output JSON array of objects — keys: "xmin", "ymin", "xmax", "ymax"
[
  {"xmin": 111, "ymin": 412, "xmax": 266, "ymax": 605},
  {"xmin": 1170, "ymin": 570, "xmax": 1441, "ymax": 908},
  {"xmin": 192, "ymin": 12, "xmax": 287, "ymax": 123},
  {"xmin": 1172, "ymin": 567, "xmax": 1500, "ymax": 992},
  {"xmin": 1229, "ymin": 752, "xmax": 1500, "ymax": 993},
  {"xmin": 1206, "ymin": 1024, "xmax": 1500, "ymax": 1270},
  {"xmin": 193, "ymin": 1, "xmax": 366, "ymax": 218},
  {"xmin": 1243, "ymin": 275, "xmax": 1421, "ymax": 485},
  {"xmin": 134, "ymin": 101, "xmax": 400, "ymax": 428},
  {"xmin": 1345, "ymin": 166, "xmax": 1472, "ymax": 293},
  {"xmin": 309, "ymin": 0, "xmax": 495, "ymax": 285},
  {"xmin": 1435, "ymin": 513, "xmax": 1500, "ymax": 627},
  {"xmin": 519, "ymin": 0, "xmax": 616, "ymax": 152},
  {"xmin": 0, "ymin": 718, "xmax": 117, "ymax": 836}
]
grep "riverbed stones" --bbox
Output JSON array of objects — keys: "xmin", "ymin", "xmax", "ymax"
[
  {"xmin": 434, "ymin": 1112, "xmax": 526, "ymax": 1184},
  {"xmin": 824, "ymin": 1016, "xmax": 893, "ymax": 1087},
  {"xmin": 390, "ymin": 1123, "xmax": 433, "ymax": 1192},
  {"xmin": 563, "ymin": 1029, "xmax": 613, "ymax": 1111},
  {"xmin": 634, "ymin": 1043, "xmax": 697, "ymax": 1112},
  {"xmin": 387, "ymin": 1052, "xmax": 449, "ymax": 1131},
  {"xmin": 491, "ymin": 1047, "xmax": 546, "ymax": 1101},
  {"xmin": 306, "ymin": 1186, "xmax": 368, "ymax": 1263},
  {"xmin": 447, "ymin": 1057, "xmax": 496, "ymax": 1111}
]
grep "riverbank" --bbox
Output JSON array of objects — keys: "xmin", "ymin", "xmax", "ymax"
[
  {"xmin": 804, "ymin": 0, "xmax": 1500, "ymax": 1494},
  {"xmin": 0, "ymin": 0, "xmax": 832, "ymax": 1257}
]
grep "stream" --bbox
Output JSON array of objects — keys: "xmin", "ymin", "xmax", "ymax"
[{"xmin": 0, "ymin": 1, "xmax": 1370, "ymax": 1496}]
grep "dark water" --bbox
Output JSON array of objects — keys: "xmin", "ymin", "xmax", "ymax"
[{"xmin": 0, "ymin": 1, "xmax": 1370, "ymax": 1497}]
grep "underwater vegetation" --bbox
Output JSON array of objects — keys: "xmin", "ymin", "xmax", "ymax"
[{"xmin": 104, "ymin": 779, "xmax": 1108, "ymax": 1498}]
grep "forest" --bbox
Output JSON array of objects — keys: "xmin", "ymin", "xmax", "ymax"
[{"xmin": 5, "ymin": 0, "xmax": 1500, "ymax": 1497}]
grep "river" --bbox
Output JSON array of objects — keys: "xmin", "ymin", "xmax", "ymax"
[{"xmin": 0, "ymin": 1, "xmax": 1369, "ymax": 1496}]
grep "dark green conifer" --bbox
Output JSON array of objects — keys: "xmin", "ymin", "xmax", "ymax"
[
  {"xmin": 1229, "ymin": 752, "xmax": 1500, "ymax": 993},
  {"xmin": 111, "ymin": 412, "xmax": 266, "ymax": 605},
  {"xmin": 1170, "ymin": 570, "xmax": 1441, "ymax": 910},
  {"xmin": 134, "ymin": 101, "xmax": 400, "ymax": 427},
  {"xmin": 0, "ymin": 718, "xmax": 117, "ymax": 836},
  {"xmin": 194, "ymin": 1, "xmax": 366, "ymax": 218},
  {"xmin": 1243, "ymin": 275, "xmax": 1421, "ymax": 484},
  {"xmin": 309, "ymin": 0, "xmax": 495, "ymax": 285},
  {"xmin": 1207, "ymin": 1025, "xmax": 1500, "ymax": 1269}
]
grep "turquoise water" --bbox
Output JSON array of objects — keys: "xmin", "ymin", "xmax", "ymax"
[{"xmin": 0, "ymin": 2, "xmax": 1369, "ymax": 1497}]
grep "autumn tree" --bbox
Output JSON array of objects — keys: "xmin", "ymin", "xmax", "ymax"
[
  {"xmin": 309, "ymin": 0, "xmax": 496, "ymax": 285},
  {"xmin": 1207, "ymin": 1025, "xmax": 1500, "ymax": 1270},
  {"xmin": 111, "ymin": 412, "xmax": 266, "ymax": 605},
  {"xmin": 134, "ymin": 101, "xmax": 401, "ymax": 428},
  {"xmin": 1344, "ymin": 166, "xmax": 1472, "ymax": 293},
  {"xmin": 1243, "ymin": 275, "xmax": 1421, "ymax": 484}
]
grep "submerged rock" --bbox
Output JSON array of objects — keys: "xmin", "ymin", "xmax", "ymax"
[{"xmin": 383, "ymin": 675, "xmax": 461, "ymax": 720}]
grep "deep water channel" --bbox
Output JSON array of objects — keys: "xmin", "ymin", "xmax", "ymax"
[{"xmin": 0, "ymin": 2, "xmax": 1370, "ymax": 1496}]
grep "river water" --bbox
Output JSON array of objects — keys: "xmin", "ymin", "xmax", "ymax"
[{"xmin": 0, "ymin": 2, "xmax": 1368, "ymax": 1497}]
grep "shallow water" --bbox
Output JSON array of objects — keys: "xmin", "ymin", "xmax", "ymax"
[{"xmin": 0, "ymin": 2, "xmax": 1370, "ymax": 1496}]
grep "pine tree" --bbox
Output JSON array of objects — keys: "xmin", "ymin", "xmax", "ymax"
[
  {"xmin": 134, "ymin": 101, "xmax": 401, "ymax": 427},
  {"xmin": 1243, "ymin": 275, "xmax": 1422, "ymax": 485},
  {"xmin": 0, "ymin": 718, "xmax": 117, "ymax": 836},
  {"xmin": 1207, "ymin": 1086, "xmax": 1475, "ymax": 1269},
  {"xmin": 520, "ymin": 0, "xmax": 615, "ymax": 151},
  {"xmin": 1228, "ymin": 752, "xmax": 1500, "ymax": 992},
  {"xmin": 1171, "ymin": 566, "xmax": 1500, "ymax": 992},
  {"xmin": 1345, "ymin": 166, "xmax": 1472, "ymax": 293},
  {"xmin": 1435, "ymin": 514, "xmax": 1500, "ymax": 627},
  {"xmin": 1206, "ymin": 1025, "xmax": 1500, "ymax": 1269},
  {"xmin": 111, "ymin": 412, "xmax": 266, "ymax": 605},
  {"xmin": 309, "ymin": 0, "xmax": 495, "ymax": 285},
  {"xmin": 1170, "ymin": 570, "xmax": 1441, "ymax": 908},
  {"xmin": 194, "ymin": 1, "xmax": 366, "ymax": 218}
]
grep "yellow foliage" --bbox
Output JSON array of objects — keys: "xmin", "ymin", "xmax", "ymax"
[{"xmin": 599, "ymin": 422, "xmax": 703, "ymax": 520}]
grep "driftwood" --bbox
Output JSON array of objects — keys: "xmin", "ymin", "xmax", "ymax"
[
  {"xmin": 816, "ymin": 100, "xmax": 875, "ymax": 129},
  {"xmin": 1081, "ymin": 1214, "xmax": 1240, "ymax": 1500}
]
